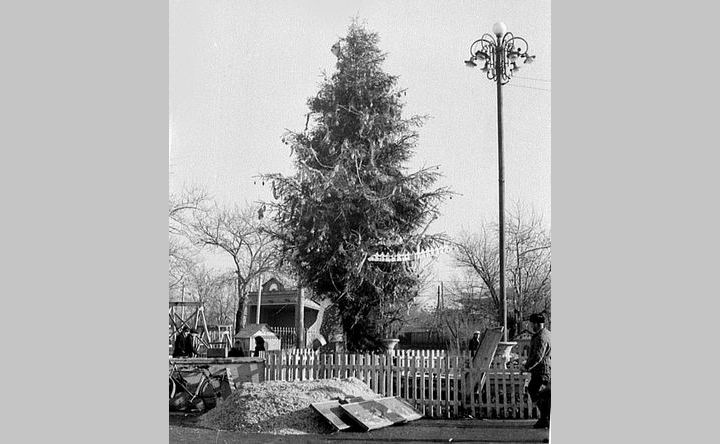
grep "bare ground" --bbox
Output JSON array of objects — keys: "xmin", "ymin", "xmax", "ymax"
[{"xmin": 170, "ymin": 413, "xmax": 550, "ymax": 444}]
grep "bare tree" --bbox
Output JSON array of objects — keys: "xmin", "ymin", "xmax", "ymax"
[
  {"xmin": 506, "ymin": 207, "xmax": 551, "ymax": 333},
  {"xmin": 190, "ymin": 203, "xmax": 280, "ymax": 333},
  {"xmin": 169, "ymin": 187, "xmax": 208, "ymax": 235},
  {"xmin": 184, "ymin": 266, "xmax": 237, "ymax": 326},
  {"xmin": 452, "ymin": 205, "xmax": 551, "ymax": 338},
  {"xmin": 169, "ymin": 188, "xmax": 209, "ymax": 294}
]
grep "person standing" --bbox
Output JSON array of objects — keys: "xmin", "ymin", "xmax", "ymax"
[
  {"xmin": 523, "ymin": 313, "xmax": 551, "ymax": 429},
  {"xmin": 468, "ymin": 331, "xmax": 481, "ymax": 358},
  {"xmin": 172, "ymin": 326, "xmax": 190, "ymax": 358},
  {"xmin": 253, "ymin": 336, "xmax": 266, "ymax": 357},
  {"xmin": 228, "ymin": 340, "xmax": 245, "ymax": 357},
  {"xmin": 185, "ymin": 328, "xmax": 199, "ymax": 358}
]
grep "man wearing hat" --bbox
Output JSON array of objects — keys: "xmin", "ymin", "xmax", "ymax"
[{"xmin": 523, "ymin": 313, "xmax": 551, "ymax": 429}]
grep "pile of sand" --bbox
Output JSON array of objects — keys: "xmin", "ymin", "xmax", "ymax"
[{"xmin": 200, "ymin": 377, "xmax": 378, "ymax": 434}]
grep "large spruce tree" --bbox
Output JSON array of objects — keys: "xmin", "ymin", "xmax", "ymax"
[{"xmin": 264, "ymin": 23, "xmax": 451, "ymax": 351}]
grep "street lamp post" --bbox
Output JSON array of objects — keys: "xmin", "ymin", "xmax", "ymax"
[{"xmin": 465, "ymin": 22, "xmax": 534, "ymax": 343}]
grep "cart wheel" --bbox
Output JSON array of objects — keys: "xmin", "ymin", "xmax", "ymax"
[
  {"xmin": 169, "ymin": 378, "xmax": 176, "ymax": 400},
  {"xmin": 196, "ymin": 379, "xmax": 218, "ymax": 410}
]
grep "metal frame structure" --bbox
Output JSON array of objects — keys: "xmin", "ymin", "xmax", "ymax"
[{"xmin": 168, "ymin": 301, "xmax": 211, "ymax": 351}]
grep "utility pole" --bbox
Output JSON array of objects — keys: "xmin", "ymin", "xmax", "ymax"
[{"xmin": 464, "ymin": 21, "xmax": 535, "ymax": 342}]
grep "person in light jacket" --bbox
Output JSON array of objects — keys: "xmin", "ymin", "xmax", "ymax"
[{"xmin": 523, "ymin": 313, "xmax": 551, "ymax": 429}]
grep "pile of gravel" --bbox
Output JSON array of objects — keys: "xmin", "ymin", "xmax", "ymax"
[{"xmin": 199, "ymin": 377, "xmax": 379, "ymax": 434}]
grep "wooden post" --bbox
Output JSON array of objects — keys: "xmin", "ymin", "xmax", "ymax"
[
  {"xmin": 295, "ymin": 285, "xmax": 305, "ymax": 349},
  {"xmin": 255, "ymin": 275, "xmax": 263, "ymax": 324}
]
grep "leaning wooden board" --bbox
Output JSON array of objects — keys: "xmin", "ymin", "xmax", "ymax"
[
  {"xmin": 310, "ymin": 400, "xmax": 354, "ymax": 431},
  {"xmin": 339, "ymin": 400, "xmax": 395, "ymax": 431},
  {"xmin": 472, "ymin": 327, "xmax": 504, "ymax": 370},
  {"xmin": 339, "ymin": 397, "xmax": 423, "ymax": 431},
  {"xmin": 374, "ymin": 396, "xmax": 423, "ymax": 422}
]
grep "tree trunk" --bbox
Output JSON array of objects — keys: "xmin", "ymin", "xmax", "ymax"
[
  {"xmin": 234, "ymin": 308, "xmax": 243, "ymax": 335},
  {"xmin": 235, "ymin": 274, "xmax": 249, "ymax": 333},
  {"xmin": 295, "ymin": 286, "xmax": 305, "ymax": 348}
]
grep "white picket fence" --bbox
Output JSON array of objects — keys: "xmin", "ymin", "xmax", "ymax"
[{"xmin": 263, "ymin": 349, "xmax": 537, "ymax": 419}]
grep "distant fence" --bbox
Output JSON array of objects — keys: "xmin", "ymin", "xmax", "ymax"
[
  {"xmin": 263, "ymin": 349, "xmax": 537, "ymax": 419},
  {"xmin": 268, "ymin": 326, "xmax": 309, "ymax": 349},
  {"xmin": 205, "ymin": 326, "xmax": 233, "ymax": 348}
]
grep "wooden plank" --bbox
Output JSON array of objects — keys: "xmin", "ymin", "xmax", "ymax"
[
  {"xmin": 509, "ymin": 370, "xmax": 517, "ymax": 418},
  {"xmin": 434, "ymin": 356, "xmax": 441, "ymax": 418},
  {"xmin": 379, "ymin": 354, "xmax": 386, "ymax": 396},
  {"xmin": 419, "ymin": 359, "xmax": 426, "ymax": 417},
  {"xmin": 338, "ymin": 400, "xmax": 395, "ymax": 431},
  {"xmin": 394, "ymin": 354, "xmax": 401, "ymax": 398},
  {"xmin": 428, "ymin": 353, "xmax": 435, "ymax": 417},
  {"xmin": 375, "ymin": 396, "xmax": 423, "ymax": 422},
  {"xmin": 501, "ymin": 369, "xmax": 509, "ymax": 418},
  {"xmin": 298, "ymin": 353, "xmax": 305, "ymax": 381},
  {"xmin": 364, "ymin": 354, "xmax": 372, "ymax": 389},
  {"xmin": 493, "ymin": 369, "xmax": 500, "ymax": 418},
  {"xmin": 472, "ymin": 327, "xmax": 504, "ymax": 371},
  {"xmin": 310, "ymin": 400, "xmax": 354, "ymax": 431},
  {"xmin": 371, "ymin": 355, "xmax": 378, "ymax": 393},
  {"xmin": 444, "ymin": 356, "xmax": 451, "ymax": 418},
  {"xmin": 438, "ymin": 357, "xmax": 446, "ymax": 418},
  {"xmin": 309, "ymin": 352, "xmax": 314, "ymax": 380},
  {"xmin": 293, "ymin": 353, "xmax": 299, "ymax": 381},
  {"xmin": 403, "ymin": 354, "xmax": 410, "ymax": 401},
  {"xmin": 481, "ymin": 368, "xmax": 488, "ymax": 418}
]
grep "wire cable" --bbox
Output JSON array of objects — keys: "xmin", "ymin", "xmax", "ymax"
[
  {"xmin": 513, "ymin": 75, "xmax": 552, "ymax": 83},
  {"xmin": 506, "ymin": 83, "xmax": 551, "ymax": 92}
]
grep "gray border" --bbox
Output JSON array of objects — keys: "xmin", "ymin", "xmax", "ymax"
[
  {"xmin": 555, "ymin": 1, "xmax": 716, "ymax": 442},
  {"xmin": 5, "ymin": 0, "xmax": 714, "ymax": 442},
  {"xmin": 3, "ymin": 1, "xmax": 167, "ymax": 442}
]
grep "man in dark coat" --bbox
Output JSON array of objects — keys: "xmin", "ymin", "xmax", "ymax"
[
  {"xmin": 185, "ymin": 328, "xmax": 199, "ymax": 358},
  {"xmin": 172, "ymin": 326, "xmax": 190, "ymax": 358},
  {"xmin": 228, "ymin": 340, "xmax": 245, "ymax": 357},
  {"xmin": 523, "ymin": 313, "xmax": 551, "ymax": 429},
  {"xmin": 253, "ymin": 336, "xmax": 266, "ymax": 357},
  {"xmin": 468, "ymin": 331, "xmax": 481, "ymax": 358}
]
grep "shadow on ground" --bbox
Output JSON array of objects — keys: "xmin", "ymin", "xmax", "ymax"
[{"xmin": 169, "ymin": 414, "xmax": 549, "ymax": 444}]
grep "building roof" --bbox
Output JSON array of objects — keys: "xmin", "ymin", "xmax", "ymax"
[
  {"xmin": 248, "ymin": 277, "xmax": 321, "ymax": 310},
  {"xmin": 262, "ymin": 277, "xmax": 286, "ymax": 293},
  {"xmin": 234, "ymin": 323, "xmax": 278, "ymax": 339},
  {"xmin": 249, "ymin": 292, "xmax": 321, "ymax": 310}
]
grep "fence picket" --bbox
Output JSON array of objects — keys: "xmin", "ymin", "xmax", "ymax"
[
  {"xmin": 493, "ymin": 369, "xmax": 500, "ymax": 418},
  {"xmin": 451, "ymin": 356, "xmax": 459, "ymax": 418},
  {"xmin": 419, "ymin": 357, "xmax": 426, "ymax": 417},
  {"xmin": 378, "ymin": 354, "xmax": 385, "ymax": 396},
  {"xmin": 370, "ymin": 355, "xmax": 377, "ymax": 393},
  {"xmin": 394, "ymin": 354, "xmax": 401, "ymax": 397},
  {"xmin": 509, "ymin": 370, "xmax": 516, "ymax": 418},
  {"xmin": 428, "ymin": 353, "xmax": 435, "ymax": 417}
]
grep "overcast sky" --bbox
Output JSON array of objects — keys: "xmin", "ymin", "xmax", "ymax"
[{"xmin": 170, "ymin": 0, "xmax": 551, "ymax": 290}]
